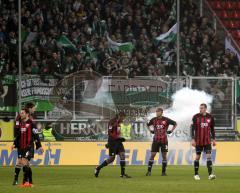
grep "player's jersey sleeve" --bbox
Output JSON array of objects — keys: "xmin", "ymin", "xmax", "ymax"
[
  {"xmin": 13, "ymin": 128, "xmax": 20, "ymax": 148},
  {"xmin": 210, "ymin": 115, "xmax": 215, "ymax": 139},
  {"xmin": 147, "ymin": 118, "xmax": 155, "ymax": 133},
  {"xmin": 147, "ymin": 118, "xmax": 154, "ymax": 127},
  {"xmin": 166, "ymin": 117, "xmax": 177, "ymax": 126},
  {"xmin": 14, "ymin": 114, "xmax": 21, "ymax": 130},
  {"xmin": 108, "ymin": 119, "xmax": 114, "ymax": 137},
  {"xmin": 191, "ymin": 115, "xmax": 197, "ymax": 139}
]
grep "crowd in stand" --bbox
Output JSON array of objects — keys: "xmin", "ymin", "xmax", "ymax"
[{"xmin": 0, "ymin": 0, "xmax": 239, "ymax": 78}]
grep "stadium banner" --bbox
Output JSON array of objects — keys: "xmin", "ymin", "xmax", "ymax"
[
  {"xmin": 0, "ymin": 120, "xmax": 14, "ymax": 141},
  {"xmin": 19, "ymin": 75, "xmax": 57, "ymax": 111},
  {"xmin": 36, "ymin": 119, "xmax": 191, "ymax": 142},
  {"xmin": 0, "ymin": 75, "xmax": 56, "ymax": 112},
  {"xmin": 0, "ymin": 142, "xmax": 240, "ymax": 166}
]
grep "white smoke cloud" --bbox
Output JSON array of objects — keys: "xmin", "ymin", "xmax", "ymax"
[{"xmin": 148, "ymin": 87, "xmax": 213, "ymax": 141}]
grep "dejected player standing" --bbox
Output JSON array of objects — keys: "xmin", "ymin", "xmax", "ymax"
[
  {"xmin": 191, "ymin": 103, "xmax": 216, "ymax": 180},
  {"xmin": 11, "ymin": 108, "xmax": 44, "ymax": 187},
  {"xmin": 146, "ymin": 108, "xmax": 177, "ymax": 176},
  {"xmin": 13, "ymin": 102, "xmax": 36, "ymax": 185},
  {"xmin": 95, "ymin": 112, "xmax": 131, "ymax": 178}
]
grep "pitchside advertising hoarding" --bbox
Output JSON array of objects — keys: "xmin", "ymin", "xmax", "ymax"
[{"xmin": 0, "ymin": 142, "xmax": 240, "ymax": 166}]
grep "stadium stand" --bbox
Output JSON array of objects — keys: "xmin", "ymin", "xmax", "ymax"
[
  {"xmin": 207, "ymin": 0, "xmax": 240, "ymax": 45},
  {"xmin": 0, "ymin": 0, "xmax": 239, "ymax": 78}
]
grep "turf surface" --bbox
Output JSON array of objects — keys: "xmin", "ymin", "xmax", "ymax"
[{"xmin": 0, "ymin": 166, "xmax": 239, "ymax": 193}]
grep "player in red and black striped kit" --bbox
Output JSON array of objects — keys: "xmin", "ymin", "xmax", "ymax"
[
  {"xmin": 191, "ymin": 103, "xmax": 216, "ymax": 180},
  {"xmin": 95, "ymin": 112, "xmax": 131, "ymax": 178},
  {"xmin": 13, "ymin": 102, "xmax": 36, "ymax": 185},
  {"xmin": 12, "ymin": 108, "xmax": 44, "ymax": 187},
  {"xmin": 146, "ymin": 108, "xmax": 177, "ymax": 176}
]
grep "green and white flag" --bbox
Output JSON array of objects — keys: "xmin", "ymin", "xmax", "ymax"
[
  {"xmin": 57, "ymin": 35, "xmax": 77, "ymax": 51},
  {"xmin": 225, "ymin": 37, "xmax": 240, "ymax": 61},
  {"xmin": 25, "ymin": 32, "xmax": 37, "ymax": 44},
  {"xmin": 107, "ymin": 35, "xmax": 134, "ymax": 52},
  {"xmin": 155, "ymin": 23, "xmax": 177, "ymax": 43}
]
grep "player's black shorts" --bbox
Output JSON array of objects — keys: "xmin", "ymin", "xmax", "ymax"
[
  {"xmin": 17, "ymin": 148, "xmax": 34, "ymax": 161},
  {"xmin": 195, "ymin": 144, "xmax": 212, "ymax": 155},
  {"xmin": 108, "ymin": 140, "xmax": 125, "ymax": 156},
  {"xmin": 151, "ymin": 141, "xmax": 168, "ymax": 153}
]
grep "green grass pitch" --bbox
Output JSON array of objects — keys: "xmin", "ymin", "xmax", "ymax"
[{"xmin": 0, "ymin": 166, "xmax": 239, "ymax": 193}]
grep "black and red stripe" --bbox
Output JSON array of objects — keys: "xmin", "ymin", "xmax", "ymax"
[
  {"xmin": 192, "ymin": 113, "xmax": 214, "ymax": 146},
  {"xmin": 19, "ymin": 121, "xmax": 33, "ymax": 149},
  {"xmin": 148, "ymin": 116, "xmax": 176, "ymax": 143},
  {"xmin": 108, "ymin": 118, "xmax": 121, "ymax": 140}
]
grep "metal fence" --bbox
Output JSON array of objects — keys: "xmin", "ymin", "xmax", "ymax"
[
  {"xmin": 1, "ymin": 74, "xmax": 239, "ymax": 141},
  {"xmin": 189, "ymin": 76, "xmax": 235, "ymax": 129}
]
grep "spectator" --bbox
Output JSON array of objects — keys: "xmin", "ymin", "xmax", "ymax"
[{"xmin": 0, "ymin": 0, "xmax": 239, "ymax": 78}]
